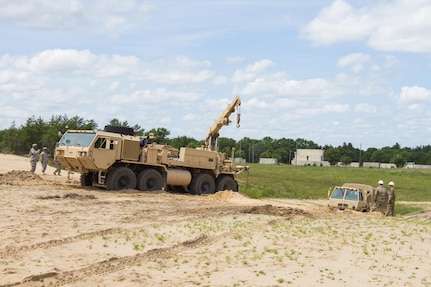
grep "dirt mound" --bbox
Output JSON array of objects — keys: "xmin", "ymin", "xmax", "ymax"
[
  {"xmin": 242, "ymin": 204, "xmax": 313, "ymax": 218},
  {"xmin": 206, "ymin": 190, "xmax": 247, "ymax": 201},
  {"xmin": 0, "ymin": 170, "xmax": 45, "ymax": 185}
]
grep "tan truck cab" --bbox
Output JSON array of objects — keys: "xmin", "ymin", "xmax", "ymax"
[{"xmin": 328, "ymin": 183, "xmax": 374, "ymax": 212}]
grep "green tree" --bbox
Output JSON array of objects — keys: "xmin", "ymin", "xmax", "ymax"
[
  {"xmin": 273, "ymin": 148, "xmax": 288, "ymax": 164},
  {"xmin": 259, "ymin": 150, "xmax": 272, "ymax": 159},
  {"xmin": 170, "ymin": 136, "xmax": 198, "ymax": 149},
  {"xmin": 218, "ymin": 137, "xmax": 236, "ymax": 154},
  {"xmin": 295, "ymin": 138, "xmax": 320, "ymax": 149},
  {"xmin": 0, "ymin": 122, "xmax": 19, "ymax": 153},
  {"xmin": 340, "ymin": 155, "xmax": 352, "ymax": 166},
  {"xmin": 18, "ymin": 116, "xmax": 47, "ymax": 155},
  {"xmin": 146, "ymin": 127, "xmax": 170, "ymax": 143},
  {"xmin": 324, "ymin": 146, "xmax": 340, "ymax": 166},
  {"xmin": 370, "ymin": 149, "xmax": 387, "ymax": 162}
]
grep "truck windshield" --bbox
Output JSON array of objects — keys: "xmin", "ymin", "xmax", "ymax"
[
  {"xmin": 331, "ymin": 188, "xmax": 344, "ymax": 199},
  {"xmin": 59, "ymin": 132, "xmax": 96, "ymax": 147}
]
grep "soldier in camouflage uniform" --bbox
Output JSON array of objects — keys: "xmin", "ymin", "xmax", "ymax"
[
  {"xmin": 386, "ymin": 181, "xmax": 396, "ymax": 216},
  {"xmin": 29, "ymin": 143, "xmax": 40, "ymax": 173},
  {"xmin": 40, "ymin": 147, "xmax": 48, "ymax": 174},
  {"xmin": 372, "ymin": 180, "xmax": 388, "ymax": 213}
]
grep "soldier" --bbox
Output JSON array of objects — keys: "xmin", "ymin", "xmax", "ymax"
[
  {"xmin": 40, "ymin": 147, "xmax": 49, "ymax": 174},
  {"xmin": 373, "ymin": 180, "xmax": 388, "ymax": 213},
  {"xmin": 29, "ymin": 143, "xmax": 40, "ymax": 173},
  {"xmin": 386, "ymin": 181, "xmax": 396, "ymax": 216},
  {"xmin": 53, "ymin": 153, "xmax": 62, "ymax": 175}
]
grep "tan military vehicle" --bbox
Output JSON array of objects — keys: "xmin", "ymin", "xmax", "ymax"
[
  {"xmin": 55, "ymin": 96, "xmax": 248, "ymax": 194},
  {"xmin": 328, "ymin": 183, "xmax": 374, "ymax": 212}
]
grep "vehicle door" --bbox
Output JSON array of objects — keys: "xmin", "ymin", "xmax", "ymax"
[{"xmin": 92, "ymin": 136, "xmax": 118, "ymax": 169}]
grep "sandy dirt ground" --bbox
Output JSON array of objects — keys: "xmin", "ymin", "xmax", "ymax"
[{"xmin": 0, "ymin": 153, "xmax": 430, "ymax": 287}]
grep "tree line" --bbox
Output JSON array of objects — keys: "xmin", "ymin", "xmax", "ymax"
[{"xmin": 0, "ymin": 114, "xmax": 430, "ymax": 167}]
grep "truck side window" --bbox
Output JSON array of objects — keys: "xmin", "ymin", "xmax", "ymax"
[
  {"xmin": 94, "ymin": 138, "xmax": 107, "ymax": 149},
  {"xmin": 345, "ymin": 189, "xmax": 358, "ymax": 200}
]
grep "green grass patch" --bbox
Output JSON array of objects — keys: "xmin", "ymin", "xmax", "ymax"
[
  {"xmin": 394, "ymin": 203, "xmax": 425, "ymax": 216},
  {"xmin": 237, "ymin": 164, "xmax": 431, "ymax": 202}
]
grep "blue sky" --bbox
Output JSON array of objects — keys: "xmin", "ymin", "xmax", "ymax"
[{"xmin": 1, "ymin": 0, "xmax": 430, "ymax": 149}]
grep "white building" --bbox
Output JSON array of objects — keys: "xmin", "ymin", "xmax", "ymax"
[
  {"xmin": 291, "ymin": 149, "xmax": 330, "ymax": 166},
  {"xmin": 404, "ymin": 162, "xmax": 431, "ymax": 169},
  {"xmin": 259, "ymin": 158, "xmax": 278, "ymax": 164}
]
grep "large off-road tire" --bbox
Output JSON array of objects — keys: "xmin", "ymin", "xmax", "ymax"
[
  {"xmin": 137, "ymin": 168, "xmax": 163, "ymax": 192},
  {"xmin": 106, "ymin": 167, "xmax": 136, "ymax": 191},
  {"xmin": 189, "ymin": 173, "xmax": 215, "ymax": 195},
  {"xmin": 103, "ymin": 125, "xmax": 135, "ymax": 136},
  {"xmin": 80, "ymin": 172, "xmax": 94, "ymax": 187},
  {"xmin": 216, "ymin": 175, "xmax": 238, "ymax": 192}
]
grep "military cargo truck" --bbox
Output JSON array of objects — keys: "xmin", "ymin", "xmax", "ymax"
[{"xmin": 55, "ymin": 97, "xmax": 248, "ymax": 194}]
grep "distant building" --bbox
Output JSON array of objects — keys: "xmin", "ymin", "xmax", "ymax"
[
  {"xmin": 259, "ymin": 158, "xmax": 278, "ymax": 164},
  {"xmin": 291, "ymin": 149, "xmax": 330, "ymax": 166},
  {"xmin": 234, "ymin": 158, "xmax": 246, "ymax": 164},
  {"xmin": 404, "ymin": 162, "xmax": 431, "ymax": 169},
  {"xmin": 363, "ymin": 162, "xmax": 380, "ymax": 168},
  {"xmin": 362, "ymin": 162, "xmax": 397, "ymax": 168},
  {"xmin": 380, "ymin": 163, "xmax": 397, "ymax": 169}
]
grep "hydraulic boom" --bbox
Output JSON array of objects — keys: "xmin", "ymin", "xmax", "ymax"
[{"xmin": 205, "ymin": 96, "xmax": 241, "ymax": 151}]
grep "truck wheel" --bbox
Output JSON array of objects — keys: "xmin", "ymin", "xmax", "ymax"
[
  {"xmin": 216, "ymin": 175, "xmax": 238, "ymax": 192},
  {"xmin": 80, "ymin": 172, "xmax": 94, "ymax": 187},
  {"xmin": 190, "ymin": 173, "xmax": 215, "ymax": 195},
  {"xmin": 137, "ymin": 168, "xmax": 163, "ymax": 192},
  {"xmin": 106, "ymin": 167, "xmax": 136, "ymax": 191}
]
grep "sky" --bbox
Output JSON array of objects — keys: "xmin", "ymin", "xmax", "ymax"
[{"xmin": 1, "ymin": 0, "xmax": 430, "ymax": 149}]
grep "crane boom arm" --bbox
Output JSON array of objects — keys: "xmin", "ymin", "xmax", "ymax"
[{"xmin": 205, "ymin": 96, "xmax": 241, "ymax": 151}]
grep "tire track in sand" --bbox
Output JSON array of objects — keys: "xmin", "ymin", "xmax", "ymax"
[
  {"xmin": 0, "ymin": 234, "xmax": 212, "ymax": 287},
  {"xmin": 0, "ymin": 228, "xmax": 123, "ymax": 259}
]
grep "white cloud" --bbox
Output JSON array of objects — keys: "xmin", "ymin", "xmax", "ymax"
[
  {"xmin": 29, "ymin": 49, "xmax": 95, "ymax": 73},
  {"xmin": 367, "ymin": 2, "xmax": 431, "ymax": 53},
  {"xmin": 302, "ymin": 0, "xmax": 374, "ymax": 45},
  {"xmin": 399, "ymin": 86, "xmax": 431, "ymax": 103},
  {"xmin": 303, "ymin": 0, "xmax": 431, "ymax": 53},
  {"xmin": 233, "ymin": 59, "xmax": 273, "ymax": 83},
  {"xmin": 275, "ymin": 98, "xmax": 303, "ymax": 109},
  {"xmin": 0, "ymin": 49, "xmax": 215, "ymax": 131},
  {"xmin": 212, "ymin": 75, "xmax": 228, "ymax": 85},
  {"xmin": 354, "ymin": 103, "xmax": 377, "ymax": 114},
  {"xmin": 139, "ymin": 56, "xmax": 214, "ymax": 84},
  {"xmin": 337, "ymin": 53, "xmax": 370, "ymax": 74},
  {"xmin": 225, "ymin": 56, "xmax": 244, "ymax": 64},
  {"xmin": 383, "ymin": 55, "xmax": 399, "ymax": 69},
  {"xmin": 237, "ymin": 75, "xmax": 339, "ymax": 99},
  {"xmin": 0, "ymin": 0, "xmax": 155, "ymax": 35},
  {"xmin": 322, "ymin": 103, "xmax": 349, "ymax": 113}
]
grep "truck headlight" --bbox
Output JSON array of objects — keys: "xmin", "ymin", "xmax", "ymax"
[{"xmin": 80, "ymin": 152, "xmax": 87, "ymax": 157}]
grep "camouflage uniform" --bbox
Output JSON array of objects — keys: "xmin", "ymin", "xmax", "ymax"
[
  {"xmin": 40, "ymin": 147, "xmax": 48, "ymax": 174},
  {"xmin": 373, "ymin": 184, "xmax": 388, "ymax": 213},
  {"xmin": 386, "ymin": 186, "xmax": 396, "ymax": 216},
  {"xmin": 29, "ymin": 144, "xmax": 40, "ymax": 173},
  {"xmin": 53, "ymin": 154, "xmax": 61, "ymax": 175}
]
